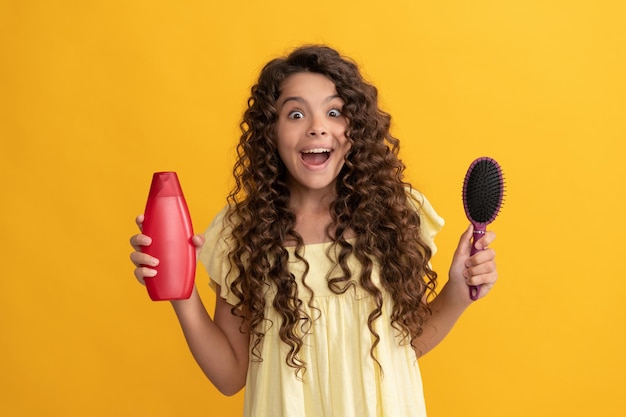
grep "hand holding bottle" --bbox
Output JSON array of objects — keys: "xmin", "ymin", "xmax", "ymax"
[{"xmin": 129, "ymin": 214, "xmax": 206, "ymax": 290}]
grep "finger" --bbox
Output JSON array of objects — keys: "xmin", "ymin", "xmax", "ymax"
[
  {"xmin": 191, "ymin": 234, "xmax": 206, "ymax": 260},
  {"xmin": 130, "ymin": 251, "xmax": 159, "ymax": 268},
  {"xmin": 473, "ymin": 230, "xmax": 496, "ymax": 251},
  {"xmin": 454, "ymin": 224, "xmax": 474, "ymax": 258},
  {"xmin": 134, "ymin": 266, "xmax": 157, "ymax": 286},
  {"xmin": 192, "ymin": 233, "xmax": 205, "ymax": 248},
  {"xmin": 464, "ymin": 259, "xmax": 497, "ymax": 282},
  {"xmin": 129, "ymin": 233, "xmax": 152, "ymax": 252},
  {"xmin": 463, "ymin": 255, "xmax": 498, "ymax": 286},
  {"xmin": 135, "ymin": 214, "xmax": 145, "ymax": 232},
  {"xmin": 465, "ymin": 269, "xmax": 498, "ymax": 287},
  {"xmin": 465, "ymin": 247, "xmax": 496, "ymax": 268}
]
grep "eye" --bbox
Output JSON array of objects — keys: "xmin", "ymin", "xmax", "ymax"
[
  {"xmin": 288, "ymin": 110, "xmax": 304, "ymax": 119},
  {"xmin": 328, "ymin": 108, "xmax": 342, "ymax": 117}
]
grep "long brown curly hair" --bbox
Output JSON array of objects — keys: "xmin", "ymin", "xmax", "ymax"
[{"xmin": 225, "ymin": 45, "xmax": 438, "ymax": 376}]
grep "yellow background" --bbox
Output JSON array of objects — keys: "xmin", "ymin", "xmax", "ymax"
[{"xmin": 1, "ymin": 1, "xmax": 625, "ymax": 416}]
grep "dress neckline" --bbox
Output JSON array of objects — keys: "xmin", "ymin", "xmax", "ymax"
[{"xmin": 284, "ymin": 237, "xmax": 356, "ymax": 250}]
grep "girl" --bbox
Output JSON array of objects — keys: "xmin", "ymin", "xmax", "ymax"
[{"xmin": 130, "ymin": 45, "xmax": 497, "ymax": 417}]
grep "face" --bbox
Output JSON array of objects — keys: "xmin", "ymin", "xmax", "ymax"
[{"xmin": 275, "ymin": 72, "xmax": 350, "ymax": 196}]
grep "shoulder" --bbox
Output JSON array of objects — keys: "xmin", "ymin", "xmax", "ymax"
[
  {"xmin": 198, "ymin": 205, "xmax": 235, "ymax": 277},
  {"xmin": 203, "ymin": 205, "xmax": 233, "ymax": 239},
  {"xmin": 405, "ymin": 187, "xmax": 445, "ymax": 255},
  {"xmin": 198, "ymin": 205, "xmax": 243, "ymax": 306}
]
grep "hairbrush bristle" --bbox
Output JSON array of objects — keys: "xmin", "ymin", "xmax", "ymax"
[{"xmin": 462, "ymin": 157, "xmax": 505, "ymax": 225}]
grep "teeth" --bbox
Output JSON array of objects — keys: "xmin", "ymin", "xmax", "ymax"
[{"xmin": 302, "ymin": 148, "xmax": 331, "ymax": 154}]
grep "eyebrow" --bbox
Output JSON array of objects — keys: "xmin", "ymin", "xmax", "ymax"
[{"xmin": 279, "ymin": 94, "xmax": 342, "ymax": 107}]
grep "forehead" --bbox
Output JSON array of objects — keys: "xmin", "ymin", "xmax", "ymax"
[{"xmin": 278, "ymin": 72, "xmax": 338, "ymax": 99}]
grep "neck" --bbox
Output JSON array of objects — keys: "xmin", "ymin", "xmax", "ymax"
[
  {"xmin": 286, "ymin": 185, "xmax": 336, "ymax": 246},
  {"xmin": 287, "ymin": 185, "xmax": 336, "ymax": 216}
]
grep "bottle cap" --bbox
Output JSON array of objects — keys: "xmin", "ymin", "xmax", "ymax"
[{"xmin": 148, "ymin": 172, "xmax": 183, "ymax": 199}]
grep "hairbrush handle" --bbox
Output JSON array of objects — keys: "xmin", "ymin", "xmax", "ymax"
[{"xmin": 469, "ymin": 224, "xmax": 486, "ymax": 300}]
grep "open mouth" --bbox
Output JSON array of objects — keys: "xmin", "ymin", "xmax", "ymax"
[{"xmin": 301, "ymin": 148, "xmax": 332, "ymax": 165}]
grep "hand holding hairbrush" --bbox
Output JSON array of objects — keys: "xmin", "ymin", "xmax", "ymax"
[{"xmin": 462, "ymin": 157, "xmax": 505, "ymax": 301}]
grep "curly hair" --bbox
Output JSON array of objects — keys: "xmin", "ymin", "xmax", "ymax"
[{"xmin": 225, "ymin": 45, "xmax": 438, "ymax": 376}]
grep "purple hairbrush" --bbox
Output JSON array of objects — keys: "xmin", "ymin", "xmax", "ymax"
[{"xmin": 462, "ymin": 157, "xmax": 505, "ymax": 300}]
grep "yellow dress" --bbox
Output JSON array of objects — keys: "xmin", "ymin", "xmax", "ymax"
[{"xmin": 199, "ymin": 190, "xmax": 444, "ymax": 417}]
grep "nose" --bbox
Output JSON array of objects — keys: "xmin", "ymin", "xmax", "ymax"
[{"xmin": 307, "ymin": 114, "xmax": 327, "ymax": 137}]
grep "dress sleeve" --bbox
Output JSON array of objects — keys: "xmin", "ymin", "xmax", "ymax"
[
  {"xmin": 406, "ymin": 187, "xmax": 445, "ymax": 256},
  {"xmin": 198, "ymin": 206, "xmax": 242, "ymax": 306}
]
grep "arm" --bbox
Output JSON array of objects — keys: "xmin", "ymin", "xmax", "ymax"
[
  {"xmin": 130, "ymin": 216, "xmax": 250, "ymax": 396},
  {"xmin": 412, "ymin": 225, "xmax": 498, "ymax": 357},
  {"xmin": 171, "ymin": 285, "xmax": 250, "ymax": 396}
]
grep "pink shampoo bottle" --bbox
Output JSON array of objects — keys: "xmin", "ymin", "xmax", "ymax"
[{"xmin": 141, "ymin": 172, "xmax": 196, "ymax": 301}]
